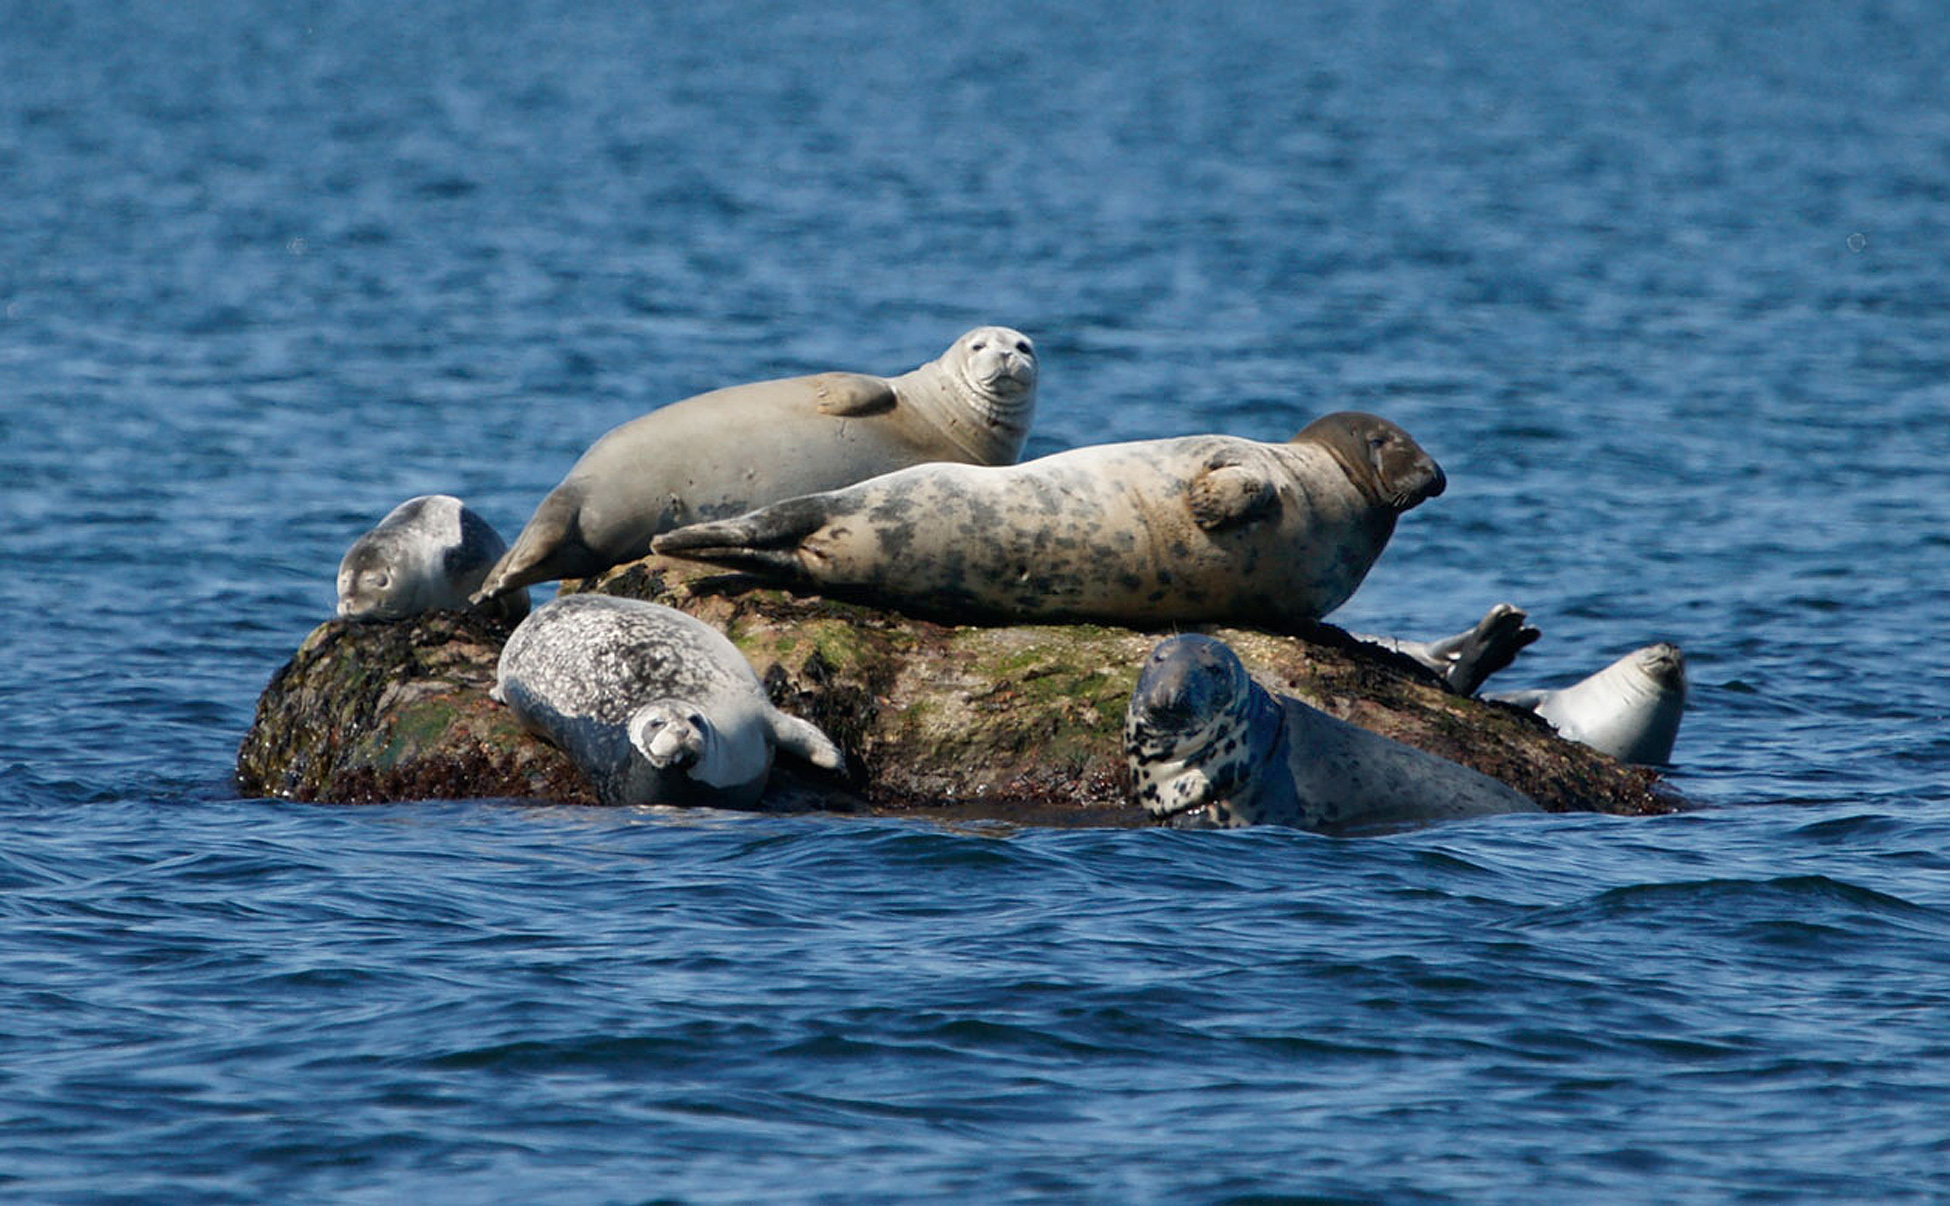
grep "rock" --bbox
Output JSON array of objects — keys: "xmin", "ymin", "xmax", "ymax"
[{"xmin": 236, "ymin": 557, "xmax": 1683, "ymax": 825}]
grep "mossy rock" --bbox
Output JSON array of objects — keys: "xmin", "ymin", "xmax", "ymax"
[{"xmin": 237, "ymin": 557, "xmax": 1681, "ymax": 824}]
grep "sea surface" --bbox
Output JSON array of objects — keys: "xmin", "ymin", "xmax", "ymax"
[{"xmin": 4, "ymin": 0, "xmax": 1949, "ymax": 1200}]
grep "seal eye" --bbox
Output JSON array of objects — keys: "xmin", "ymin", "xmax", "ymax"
[
  {"xmin": 642, "ymin": 717, "xmax": 663, "ymax": 730},
  {"xmin": 970, "ymin": 341, "xmax": 987, "ymax": 352},
  {"xmin": 1015, "ymin": 340, "xmax": 1031, "ymax": 354}
]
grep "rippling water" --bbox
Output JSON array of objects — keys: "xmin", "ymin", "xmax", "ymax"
[{"xmin": 5, "ymin": 0, "xmax": 1950, "ymax": 1199}]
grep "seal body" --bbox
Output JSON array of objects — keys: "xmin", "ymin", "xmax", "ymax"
[
  {"xmin": 474, "ymin": 326, "xmax": 1038, "ymax": 601},
  {"xmin": 1125, "ymin": 634, "xmax": 1540, "ymax": 832},
  {"xmin": 337, "ymin": 495, "xmax": 529, "ymax": 624},
  {"xmin": 653, "ymin": 412, "xmax": 1445, "ymax": 629},
  {"xmin": 1491, "ymin": 643, "xmax": 1687, "ymax": 765},
  {"xmin": 493, "ymin": 594, "xmax": 843, "ymax": 807}
]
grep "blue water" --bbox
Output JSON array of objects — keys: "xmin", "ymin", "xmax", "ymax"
[{"xmin": 5, "ymin": 0, "xmax": 1950, "ymax": 1199}]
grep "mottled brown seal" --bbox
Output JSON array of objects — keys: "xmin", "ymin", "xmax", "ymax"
[
  {"xmin": 493, "ymin": 594, "xmax": 844, "ymax": 807},
  {"xmin": 473, "ymin": 326, "xmax": 1038, "ymax": 602},
  {"xmin": 1125, "ymin": 633, "xmax": 1540, "ymax": 832},
  {"xmin": 1491, "ymin": 642, "xmax": 1688, "ymax": 765},
  {"xmin": 652, "ymin": 411, "xmax": 1445, "ymax": 629},
  {"xmin": 337, "ymin": 494, "xmax": 529, "ymax": 625}
]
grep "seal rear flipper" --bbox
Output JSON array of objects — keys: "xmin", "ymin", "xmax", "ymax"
[
  {"xmin": 1420, "ymin": 603, "xmax": 1540, "ymax": 696},
  {"xmin": 651, "ymin": 497, "xmax": 834, "ymax": 579},
  {"xmin": 473, "ymin": 489, "xmax": 595, "ymax": 602},
  {"xmin": 810, "ymin": 372, "xmax": 898, "ymax": 417},
  {"xmin": 767, "ymin": 708, "xmax": 845, "ymax": 772}
]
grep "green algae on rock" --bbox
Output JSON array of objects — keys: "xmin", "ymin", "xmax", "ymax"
[{"xmin": 236, "ymin": 557, "xmax": 1682, "ymax": 823}]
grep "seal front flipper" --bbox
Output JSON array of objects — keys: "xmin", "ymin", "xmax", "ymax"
[
  {"xmin": 765, "ymin": 707, "xmax": 846, "ymax": 772},
  {"xmin": 1186, "ymin": 460, "xmax": 1279, "ymax": 531},
  {"xmin": 810, "ymin": 373, "xmax": 898, "ymax": 417},
  {"xmin": 652, "ymin": 496, "xmax": 836, "ymax": 581}
]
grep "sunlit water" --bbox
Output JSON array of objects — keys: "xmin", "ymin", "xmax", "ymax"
[{"xmin": 4, "ymin": 1, "xmax": 1949, "ymax": 1200}]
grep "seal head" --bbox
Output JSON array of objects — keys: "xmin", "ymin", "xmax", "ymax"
[
  {"xmin": 926, "ymin": 325, "xmax": 1039, "ymax": 461},
  {"xmin": 1297, "ymin": 411, "xmax": 1447, "ymax": 520},
  {"xmin": 1124, "ymin": 634, "xmax": 1283, "ymax": 824},
  {"xmin": 336, "ymin": 494, "xmax": 528, "ymax": 625}
]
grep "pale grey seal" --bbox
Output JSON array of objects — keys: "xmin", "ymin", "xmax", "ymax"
[
  {"xmin": 652, "ymin": 412, "xmax": 1445, "ymax": 629},
  {"xmin": 1125, "ymin": 633, "xmax": 1540, "ymax": 832},
  {"xmin": 1353, "ymin": 603, "xmax": 1541, "ymax": 695},
  {"xmin": 473, "ymin": 326, "xmax": 1039, "ymax": 602},
  {"xmin": 1490, "ymin": 643, "xmax": 1687, "ymax": 765},
  {"xmin": 492, "ymin": 594, "xmax": 844, "ymax": 807},
  {"xmin": 336, "ymin": 494, "xmax": 529, "ymax": 625}
]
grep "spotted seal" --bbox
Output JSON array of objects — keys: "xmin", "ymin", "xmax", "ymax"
[
  {"xmin": 1490, "ymin": 642, "xmax": 1687, "ymax": 765},
  {"xmin": 1353, "ymin": 603, "xmax": 1541, "ymax": 695},
  {"xmin": 1124, "ymin": 633, "xmax": 1540, "ymax": 832},
  {"xmin": 472, "ymin": 326, "xmax": 1039, "ymax": 602},
  {"xmin": 492, "ymin": 594, "xmax": 844, "ymax": 807},
  {"xmin": 652, "ymin": 412, "xmax": 1444, "ymax": 629},
  {"xmin": 337, "ymin": 494, "xmax": 529, "ymax": 625}
]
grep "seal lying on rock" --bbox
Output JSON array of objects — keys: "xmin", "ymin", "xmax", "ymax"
[
  {"xmin": 1353, "ymin": 603, "xmax": 1541, "ymax": 696},
  {"xmin": 492, "ymin": 594, "xmax": 844, "ymax": 807},
  {"xmin": 337, "ymin": 494, "xmax": 528, "ymax": 625},
  {"xmin": 473, "ymin": 326, "xmax": 1039, "ymax": 602},
  {"xmin": 1124, "ymin": 633, "xmax": 1540, "ymax": 832},
  {"xmin": 653, "ymin": 411, "xmax": 1444, "ymax": 630},
  {"xmin": 1490, "ymin": 643, "xmax": 1687, "ymax": 765}
]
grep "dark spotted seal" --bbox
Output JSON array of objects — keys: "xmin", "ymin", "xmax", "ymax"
[
  {"xmin": 1125, "ymin": 633, "xmax": 1539, "ymax": 832},
  {"xmin": 473, "ymin": 326, "xmax": 1038, "ymax": 602},
  {"xmin": 493, "ymin": 594, "xmax": 843, "ymax": 807},
  {"xmin": 652, "ymin": 412, "xmax": 1444, "ymax": 629}
]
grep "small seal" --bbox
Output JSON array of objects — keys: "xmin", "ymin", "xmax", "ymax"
[
  {"xmin": 653, "ymin": 412, "xmax": 1444, "ymax": 629},
  {"xmin": 1490, "ymin": 643, "xmax": 1687, "ymax": 765},
  {"xmin": 337, "ymin": 494, "xmax": 529, "ymax": 625},
  {"xmin": 492, "ymin": 594, "xmax": 843, "ymax": 807},
  {"xmin": 1353, "ymin": 603, "xmax": 1541, "ymax": 695},
  {"xmin": 1125, "ymin": 633, "xmax": 1540, "ymax": 832},
  {"xmin": 472, "ymin": 326, "xmax": 1039, "ymax": 602}
]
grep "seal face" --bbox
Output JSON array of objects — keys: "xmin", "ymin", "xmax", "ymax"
[
  {"xmin": 1492, "ymin": 643, "xmax": 1687, "ymax": 765},
  {"xmin": 493, "ymin": 594, "xmax": 843, "ymax": 807},
  {"xmin": 653, "ymin": 411, "xmax": 1445, "ymax": 631},
  {"xmin": 1125, "ymin": 635, "xmax": 1280, "ymax": 826},
  {"xmin": 337, "ymin": 495, "xmax": 529, "ymax": 625},
  {"xmin": 472, "ymin": 326, "xmax": 1039, "ymax": 601},
  {"xmin": 1125, "ymin": 634, "xmax": 1540, "ymax": 832}
]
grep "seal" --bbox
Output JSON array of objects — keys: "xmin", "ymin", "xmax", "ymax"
[
  {"xmin": 1353, "ymin": 603, "xmax": 1541, "ymax": 696},
  {"xmin": 337, "ymin": 494, "xmax": 529, "ymax": 625},
  {"xmin": 652, "ymin": 411, "xmax": 1445, "ymax": 629},
  {"xmin": 472, "ymin": 326, "xmax": 1039, "ymax": 602},
  {"xmin": 1490, "ymin": 642, "xmax": 1687, "ymax": 765},
  {"xmin": 492, "ymin": 593, "xmax": 844, "ymax": 807},
  {"xmin": 1124, "ymin": 633, "xmax": 1540, "ymax": 832}
]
